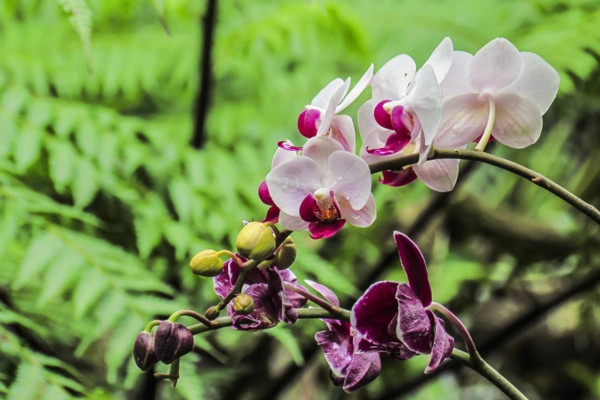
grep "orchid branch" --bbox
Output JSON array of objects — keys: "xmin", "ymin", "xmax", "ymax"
[{"xmin": 369, "ymin": 147, "xmax": 600, "ymax": 225}]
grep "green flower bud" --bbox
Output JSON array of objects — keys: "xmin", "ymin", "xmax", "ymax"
[
  {"xmin": 275, "ymin": 236, "xmax": 296, "ymax": 269},
  {"xmin": 189, "ymin": 250, "xmax": 224, "ymax": 277},
  {"xmin": 235, "ymin": 222, "xmax": 276, "ymax": 260},
  {"xmin": 232, "ymin": 293, "xmax": 254, "ymax": 314},
  {"xmin": 205, "ymin": 306, "xmax": 220, "ymax": 320}
]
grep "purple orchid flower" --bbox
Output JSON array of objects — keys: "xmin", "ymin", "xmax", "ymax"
[
  {"xmin": 351, "ymin": 231, "xmax": 454, "ymax": 373},
  {"xmin": 213, "ymin": 257, "xmax": 307, "ymax": 330},
  {"xmin": 307, "ymin": 280, "xmax": 382, "ymax": 392}
]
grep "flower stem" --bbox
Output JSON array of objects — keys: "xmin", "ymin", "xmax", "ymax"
[
  {"xmin": 369, "ymin": 147, "xmax": 600, "ymax": 225},
  {"xmin": 427, "ymin": 301, "xmax": 477, "ymax": 357},
  {"xmin": 282, "ymin": 282, "xmax": 348, "ymax": 319},
  {"xmin": 451, "ymin": 349, "xmax": 528, "ymax": 400},
  {"xmin": 475, "ymin": 98, "xmax": 496, "ymax": 151},
  {"xmin": 144, "ymin": 320, "xmax": 161, "ymax": 332},
  {"xmin": 168, "ymin": 310, "xmax": 212, "ymax": 327}
]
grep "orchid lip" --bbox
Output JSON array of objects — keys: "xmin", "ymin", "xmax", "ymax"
[
  {"xmin": 297, "ymin": 108, "xmax": 321, "ymax": 138},
  {"xmin": 277, "ymin": 140, "xmax": 303, "ymax": 152}
]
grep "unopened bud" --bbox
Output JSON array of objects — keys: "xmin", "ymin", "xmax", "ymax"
[
  {"xmin": 189, "ymin": 250, "xmax": 224, "ymax": 277},
  {"xmin": 133, "ymin": 331, "xmax": 159, "ymax": 371},
  {"xmin": 154, "ymin": 321, "xmax": 194, "ymax": 364},
  {"xmin": 235, "ymin": 222, "xmax": 276, "ymax": 260},
  {"xmin": 205, "ymin": 306, "xmax": 220, "ymax": 320},
  {"xmin": 275, "ymin": 236, "xmax": 296, "ymax": 269},
  {"xmin": 232, "ymin": 293, "xmax": 255, "ymax": 314}
]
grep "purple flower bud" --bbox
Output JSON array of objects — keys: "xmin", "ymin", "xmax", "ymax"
[
  {"xmin": 133, "ymin": 331, "xmax": 159, "ymax": 371},
  {"xmin": 154, "ymin": 321, "xmax": 194, "ymax": 364}
]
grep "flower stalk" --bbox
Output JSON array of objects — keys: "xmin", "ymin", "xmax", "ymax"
[{"xmin": 475, "ymin": 98, "xmax": 497, "ymax": 151}]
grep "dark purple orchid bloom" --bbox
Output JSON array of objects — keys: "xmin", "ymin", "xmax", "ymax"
[
  {"xmin": 307, "ymin": 281, "xmax": 381, "ymax": 392},
  {"xmin": 351, "ymin": 231, "xmax": 454, "ymax": 373},
  {"xmin": 214, "ymin": 257, "xmax": 307, "ymax": 330}
]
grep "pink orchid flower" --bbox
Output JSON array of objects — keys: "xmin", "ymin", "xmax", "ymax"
[
  {"xmin": 297, "ymin": 64, "xmax": 374, "ymax": 152},
  {"xmin": 265, "ymin": 137, "xmax": 376, "ymax": 239},
  {"xmin": 437, "ymin": 38, "xmax": 560, "ymax": 149}
]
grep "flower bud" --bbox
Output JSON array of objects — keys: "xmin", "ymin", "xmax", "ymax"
[
  {"xmin": 133, "ymin": 331, "xmax": 159, "ymax": 371},
  {"xmin": 275, "ymin": 236, "xmax": 296, "ymax": 269},
  {"xmin": 154, "ymin": 321, "xmax": 194, "ymax": 364},
  {"xmin": 205, "ymin": 306, "xmax": 220, "ymax": 320},
  {"xmin": 235, "ymin": 222, "xmax": 276, "ymax": 260},
  {"xmin": 232, "ymin": 293, "xmax": 255, "ymax": 315},
  {"xmin": 189, "ymin": 250, "xmax": 224, "ymax": 277}
]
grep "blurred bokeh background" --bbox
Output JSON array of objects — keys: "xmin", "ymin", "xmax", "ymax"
[{"xmin": 0, "ymin": 0, "xmax": 599, "ymax": 399}]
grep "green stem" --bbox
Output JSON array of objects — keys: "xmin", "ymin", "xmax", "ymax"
[
  {"xmin": 428, "ymin": 302, "xmax": 477, "ymax": 357},
  {"xmin": 144, "ymin": 320, "xmax": 161, "ymax": 332},
  {"xmin": 283, "ymin": 282, "xmax": 348, "ymax": 319},
  {"xmin": 168, "ymin": 310, "xmax": 212, "ymax": 327},
  {"xmin": 475, "ymin": 98, "xmax": 496, "ymax": 151},
  {"xmin": 369, "ymin": 147, "xmax": 600, "ymax": 225},
  {"xmin": 451, "ymin": 349, "xmax": 528, "ymax": 400}
]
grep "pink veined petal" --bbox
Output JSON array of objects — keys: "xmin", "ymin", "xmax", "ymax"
[
  {"xmin": 272, "ymin": 144, "xmax": 299, "ymax": 168},
  {"xmin": 436, "ymin": 93, "xmax": 488, "ymax": 147},
  {"xmin": 303, "ymin": 136, "xmax": 345, "ymax": 173},
  {"xmin": 329, "ymin": 115, "xmax": 356, "ymax": 153},
  {"xmin": 315, "ymin": 329, "xmax": 352, "ymax": 378},
  {"xmin": 351, "ymin": 281, "xmax": 400, "ymax": 345},
  {"xmin": 491, "ymin": 93, "xmax": 543, "ymax": 149},
  {"xmin": 304, "ymin": 280, "xmax": 340, "ymax": 306},
  {"xmin": 337, "ymin": 194, "xmax": 376, "ymax": 228},
  {"xmin": 366, "ymin": 131, "xmax": 411, "ymax": 155},
  {"xmin": 502, "ymin": 52, "xmax": 560, "ymax": 114},
  {"xmin": 372, "ymin": 54, "xmax": 417, "ymax": 101},
  {"xmin": 413, "ymin": 158, "xmax": 460, "ymax": 193},
  {"xmin": 278, "ymin": 211, "xmax": 309, "ymax": 231},
  {"xmin": 380, "ymin": 168, "xmax": 418, "ymax": 187},
  {"xmin": 317, "ymin": 80, "xmax": 349, "ymax": 137},
  {"xmin": 327, "ymin": 151, "xmax": 372, "ymax": 210},
  {"xmin": 424, "ymin": 37, "xmax": 454, "ymax": 83},
  {"xmin": 395, "ymin": 284, "xmax": 433, "ymax": 354},
  {"xmin": 425, "ymin": 314, "xmax": 454, "ymax": 373},
  {"xmin": 308, "ymin": 219, "xmax": 346, "ymax": 239},
  {"xmin": 393, "ymin": 231, "xmax": 432, "ymax": 306},
  {"xmin": 469, "ymin": 38, "xmax": 524, "ymax": 92},
  {"xmin": 343, "ymin": 339, "xmax": 382, "ymax": 392},
  {"xmin": 266, "ymin": 157, "xmax": 322, "ymax": 216},
  {"xmin": 311, "ymin": 78, "xmax": 347, "ymax": 109},
  {"xmin": 337, "ymin": 64, "xmax": 375, "ymax": 112},
  {"xmin": 404, "ymin": 65, "xmax": 442, "ymax": 147},
  {"xmin": 440, "ymin": 51, "xmax": 474, "ymax": 100},
  {"xmin": 299, "ymin": 193, "xmax": 320, "ymax": 222}
]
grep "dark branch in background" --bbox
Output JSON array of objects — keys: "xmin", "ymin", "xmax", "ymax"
[
  {"xmin": 374, "ymin": 266, "xmax": 600, "ymax": 400},
  {"xmin": 191, "ymin": 0, "xmax": 218, "ymax": 149}
]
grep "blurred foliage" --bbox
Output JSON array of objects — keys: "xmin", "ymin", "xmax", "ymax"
[{"xmin": 0, "ymin": 0, "xmax": 599, "ymax": 399}]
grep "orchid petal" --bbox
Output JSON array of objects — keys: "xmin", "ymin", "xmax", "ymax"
[
  {"xmin": 337, "ymin": 193, "xmax": 376, "ymax": 228},
  {"xmin": 492, "ymin": 93, "xmax": 543, "ymax": 149},
  {"xmin": 351, "ymin": 281, "xmax": 400, "ymax": 345},
  {"xmin": 277, "ymin": 140, "xmax": 303, "ymax": 152},
  {"xmin": 316, "ymin": 329, "xmax": 352, "ymax": 378},
  {"xmin": 425, "ymin": 314, "xmax": 454, "ymax": 373},
  {"xmin": 297, "ymin": 109, "xmax": 321, "ymax": 138},
  {"xmin": 424, "ymin": 37, "xmax": 454, "ymax": 83},
  {"xmin": 299, "ymin": 193, "xmax": 320, "ymax": 222},
  {"xmin": 266, "ymin": 157, "xmax": 322, "ymax": 216},
  {"xmin": 374, "ymin": 100, "xmax": 393, "ymax": 130},
  {"xmin": 380, "ymin": 169, "xmax": 418, "ymax": 187},
  {"xmin": 414, "ymin": 158, "xmax": 460, "ymax": 192},
  {"xmin": 503, "ymin": 52, "xmax": 560, "ymax": 114},
  {"xmin": 263, "ymin": 205, "xmax": 280, "ymax": 223},
  {"xmin": 213, "ymin": 258, "xmax": 239, "ymax": 298},
  {"xmin": 317, "ymin": 80, "xmax": 349, "ymax": 137},
  {"xmin": 372, "ymin": 54, "xmax": 417, "ymax": 101},
  {"xmin": 278, "ymin": 211, "xmax": 309, "ymax": 231},
  {"xmin": 440, "ymin": 51, "xmax": 474, "ymax": 99},
  {"xmin": 258, "ymin": 181, "xmax": 273, "ymax": 205},
  {"xmin": 266, "ymin": 268, "xmax": 298, "ymax": 324},
  {"xmin": 436, "ymin": 93, "xmax": 488, "ymax": 147},
  {"xmin": 393, "ymin": 231, "xmax": 432, "ymax": 306},
  {"xmin": 305, "ymin": 280, "xmax": 340, "ymax": 306},
  {"xmin": 272, "ymin": 144, "xmax": 299, "ymax": 168},
  {"xmin": 343, "ymin": 338, "xmax": 381, "ymax": 392},
  {"xmin": 327, "ymin": 151, "xmax": 372, "ymax": 210},
  {"xmin": 303, "ymin": 136, "xmax": 345, "ymax": 172},
  {"xmin": 358, "ymin": 100, "xmax": 389, "ymax": 155},
  {"xmin": 405, "ymin": 65, "xmax": 442, "ymax": 146},
  {"xmin": 231, "ymin": 284, "xmax": 279, "ymax": 330},
  {"xmin": 337, "ymin": 64, "xmax": 374, "ymax": 112},
  {"xmin": 308, "ymin": 219, "xmax": 346, "ymax": 239},
  {"xmin": 469, "ymin": 38, "xmax": 523, "ymax": 92},
  {"xmin": 395, "ymin": 284, "xmax": 432, "ymax": 354},
  {"xmin": 329, "ymin": 115, "xmax": 356, "ymax": 153},
  {"xmin": 311, "ymin": 78, "xmax": 346, "ymax": 109}
]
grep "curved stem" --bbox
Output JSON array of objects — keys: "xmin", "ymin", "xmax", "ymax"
[
  {"xmin": 451, "ymin": 349, "xmax": 528, "ymax": 400},
  {"xmin": 428, "ymin": 301, "xmax": 477, "ymax": 357},
  {"xmin": 369, "ymin": 147, "xmax": 600, "ymax": 225},
  {"xmin": 283, "ymin": 282, "xmax": 348, "ymax": 319},
  {"xmin": 475, "ymin": 98, "xmax": 496, "ymax": 151},
  {"xmin": 168, "ymin": 310, "xmax": 212, "ymax": 327}
]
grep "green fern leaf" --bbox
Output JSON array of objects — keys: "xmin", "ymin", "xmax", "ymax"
[
  {"xmin": 72, "ymin": 156, "xmax": 98, "ymax": 207},
  {"xmin": 55, "ymin": 0, "xmax": 93, "ymax": 72},
  {"xmin": 13, "ymin": 233, "xmax": 64, "ymax": 290}
]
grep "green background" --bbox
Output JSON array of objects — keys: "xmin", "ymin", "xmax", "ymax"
[{"xmin": 0, "ymin": 0, "xmax": 599, "ymax": 399}]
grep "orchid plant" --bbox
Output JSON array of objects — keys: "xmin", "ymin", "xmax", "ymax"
[{"xmin": 134, "ymin": 37, "xmax": 600, "ymax": 399}]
